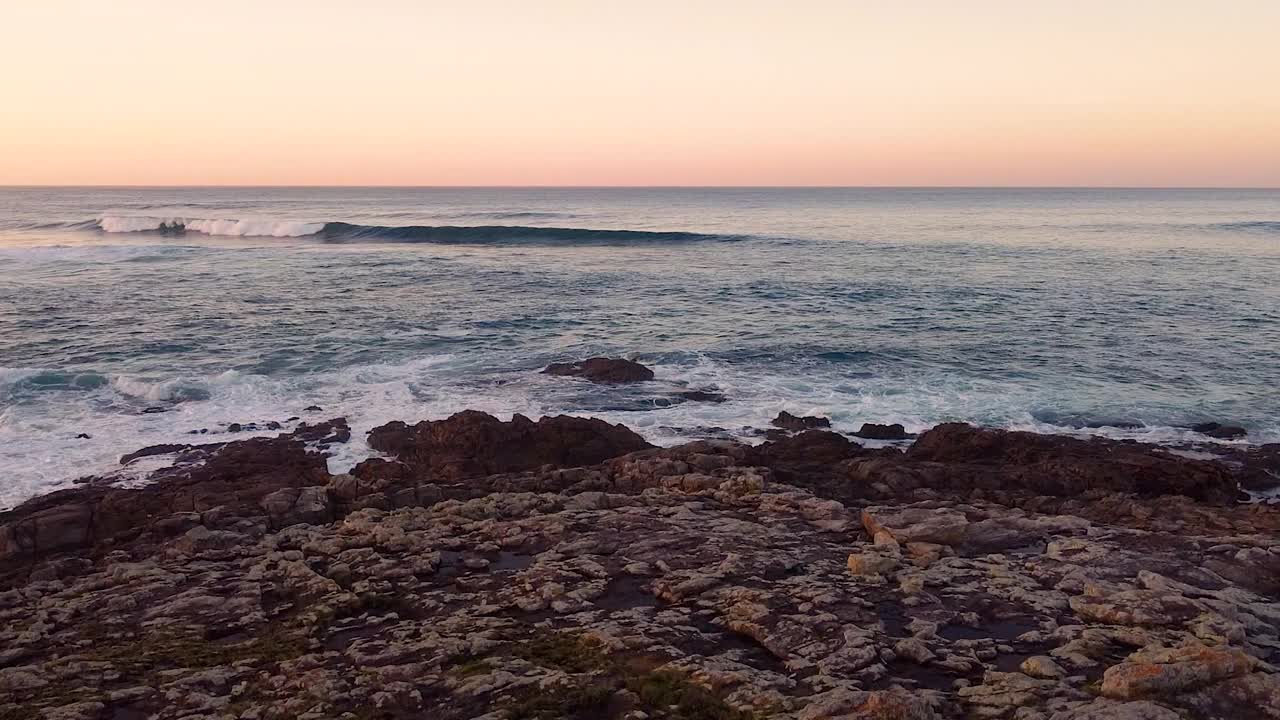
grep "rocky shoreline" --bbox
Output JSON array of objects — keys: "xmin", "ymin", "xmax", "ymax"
[{"xmin": 2, "ymin": 401, "xmax": 1279, "ymax": 719}]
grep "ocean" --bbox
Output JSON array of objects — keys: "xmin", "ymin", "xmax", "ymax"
[{"xmin": 1, "ymin": 186, "xmax": 1277, "ymax": 508}]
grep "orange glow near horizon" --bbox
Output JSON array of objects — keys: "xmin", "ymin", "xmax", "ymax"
[{"xmin": 2, "ymin": 0, "xmax": 1278, "ymax": 187}]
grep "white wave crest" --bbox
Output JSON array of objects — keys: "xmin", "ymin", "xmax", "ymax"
[{"xmin": 97, "ymin": 215, "xmax": 324, "ymax": 237}]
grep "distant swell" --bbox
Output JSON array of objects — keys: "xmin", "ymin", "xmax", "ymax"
[
  {"xmin": 1207, "ymin": 221, "xmax": 1280, "ymax": 234},
  {"xmin": 89, "ymin": 216, "xmax": 738, "ymax": 244},
  {"xmin": 317, "ymin": 222, "xmax": 734, "ymax": 244}
]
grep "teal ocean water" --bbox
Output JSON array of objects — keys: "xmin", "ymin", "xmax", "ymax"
[{"xmin": 1, "ymin": 187, "xmax": 1277, "ymax": 507}]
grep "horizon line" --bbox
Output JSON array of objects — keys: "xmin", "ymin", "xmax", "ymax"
[{"xmin": 2, "ymin": 184, "xmax": 1279, "ymax": 191}]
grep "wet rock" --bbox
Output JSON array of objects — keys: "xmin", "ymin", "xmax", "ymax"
[
  {"xmin": 854, "ymin": 422, "xmax": 914, "ymax": 440},
  {"xmin": 119, "ymin": 443, "xmax": 194, "ymax": 465},
  {"xmin": 74, "ymin": 433, "xmax": 91, "ymax": 440},
  {"xmin": 542, "ymin": 357, "xmax": 654, "ymax": 383},
  {"xmin": 771, "ymin": 411, "xmax": 832, "ymax": 431},
  {"xmin": 1191, "ymin": 422, "xmax": 1247, "ymax": 440},
  {"xmin": 293, "ymin": 418, "xmax": 352, "ymax": 446},
  {"xmin": 304, "ymin": 405, "xmax": 323, "ymax": 411},
  {"xmin": 677, "ymin": 390, "xmax": 727, "ymax": 403},
  {"xmin": 1233, "ymin": 443, "xmax": 1280, "ymax": 491}
]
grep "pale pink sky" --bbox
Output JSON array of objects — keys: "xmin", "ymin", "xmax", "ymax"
[{"xmin": 2, "ymin": 0, "xmax": 1278, "ymax": 186}]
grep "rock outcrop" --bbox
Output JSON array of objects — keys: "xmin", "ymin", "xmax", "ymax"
[
  {"xmin": 1, "ymin": 412, "xmax": 1277, "ymax": 720},
  {"xmin": 361, "ymin": 410, "xmax": 653, "ymax": 481},
  {"xmin": 901, "ymin": 423, "xmax": 1240, "ymax": 502}
]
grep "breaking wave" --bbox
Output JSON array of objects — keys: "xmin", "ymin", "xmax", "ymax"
[
  {"xmin": 86, "ymin": 216, "xmax": 740, "ymax": 244},
  {"xmin": 96, "ymin": 216, "xmax": 324, "ymax": 237}
]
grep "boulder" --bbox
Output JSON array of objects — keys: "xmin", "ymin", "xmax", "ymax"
[
  {"xmin": 542, "ymin": 357, "xmax": 654, "ymax": 383},
  {"xmin": 1021, "ymin": 656, "xmax": 1067, "ymax": 679}
]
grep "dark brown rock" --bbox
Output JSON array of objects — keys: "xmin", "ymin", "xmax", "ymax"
[
  {"xmin": 293, "ymin": 418, "xmax": 352, "ymax": 445},
  {"xmin": 350, "ymin": 457, "xmax": 414, "ymax": 483},
  {"xmin": 260, "ymin": 486, "xmax": 332, "ymax": 529},
  {"xmin": 1191, "ymin": 422, "xmax": 1248, "ymax": 440},
  {"xmin": 853, "ymin": 422, "xmax": 913, "ymax": 440},
  {"xmin": 677, "ymin": 390, "xmax": 727, "ymax": 403},
  {"xmin": 0, "ymin": 425, "xmax": 337, "ymax": 574},
  {"xmin": 904, "ymin": 423, "xmax": 1239, "ymax": 503},
  {"xmin": 119, "ymin": 443, "xmax": 196, "ymax": 465},
  {"xmin": 365, "ymin": 410, "xmax": 653, "ymax": 481},
  {"xmin": 757, "ymin": 430, "xmax": 880, "ymax": 492},
  {"xmin": 542, "ymin": 357, "xmax": 655, "ymax": 383},
  {"xmin": 771, "ymin": 411, "xmax": 831, "ymax": 431}
]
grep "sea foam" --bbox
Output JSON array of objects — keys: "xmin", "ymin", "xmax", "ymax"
[{"xmin": 97, "ymin": 216, "xmax": 324, "ymax": 237}]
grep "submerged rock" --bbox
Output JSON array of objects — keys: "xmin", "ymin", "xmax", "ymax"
[
  {"xmin": 1191, "ymin": 422, "xmax": 1248, "ymax": 440},
  {"xmin": 542, "ymin": 356, "xmax": 655, "ymax": 383},
  {"xmin": 677, "ymin": 389, "xmax": 727, "ymax": 403}
]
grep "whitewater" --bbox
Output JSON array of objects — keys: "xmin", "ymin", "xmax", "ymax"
[{"xmin": 1, "ymin": 186, "xmax": 1278, "ymax": 508}]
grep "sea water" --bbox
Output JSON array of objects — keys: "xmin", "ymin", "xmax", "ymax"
[{"xmin": 1, "ymin": 187, "xmax": 1277, "ymax": 507}]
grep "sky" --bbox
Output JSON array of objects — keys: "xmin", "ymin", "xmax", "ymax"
[{"xmin": 1, "ymin": 0, "xmax": 1278, "ymax": 187}]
